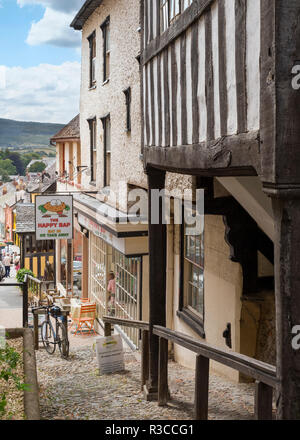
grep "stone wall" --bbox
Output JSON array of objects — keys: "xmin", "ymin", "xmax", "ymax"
[{"xmin": 80, "ymin": 0, "xmax": 145, "ymax": 208}]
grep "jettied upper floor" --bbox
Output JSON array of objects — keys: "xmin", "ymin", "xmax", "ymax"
[
  {"xmin": 141, "ymin": 0, "xmax": 300, "ymax": 420},
  {"xmin": 142, "ymin": 0, "xmax": 300, "ymax": 193}
]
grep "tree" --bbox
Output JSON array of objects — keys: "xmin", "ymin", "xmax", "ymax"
[
  {"xmin": 0, "ymin": 159, "xmax": 17, "ymax": 176},
  {"xmin": 0, "ymin": 172, "xmax": 10, "ymax": 183},
  {"xmin": 28, "ymin": 161, "xmax": 46, "ymax": 173},
  {"xmin": 5, "ymin": 151, "xmax": 25, "ymax": 175},
  {"xmin": 22, "ymin": 152, "xmax": 42, "ymax": 169}
]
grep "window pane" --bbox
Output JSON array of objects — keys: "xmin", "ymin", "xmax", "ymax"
[
  {"xmin": 92, "ymin": 120, "xmax": 97, "ymax": 151},
  {"xmin": 161, "ymin": 1, "xmax": 169, "ymax": 32},
  {"xmin": 106, "ymin": 53, "xmax": 110, "ymax": 79},
  {"xmin": 188, "ymin": 264, "xmax": 204, "ymax": 316},
  {"xmin": 184, "ymin": 215, "xmax": 204, "ymax": 318},
  {"xmin": 106, "ymin": 118, "xmax": 111, "ymax": 152},
  {"xmin": 183, "ymin": 0, "xmax": 192, "ymax": 10},
  {"xmin": 106, "ymin": 26, "xmax": 110, "ymax": 51},
  {"xmin": 170, "ymin": 0, "xmax": 180, "ymax": 20}
]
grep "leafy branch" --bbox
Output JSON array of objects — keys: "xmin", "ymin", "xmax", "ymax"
[{"xmin": 0, "ymin": 343, "xmax": 29, "ymax": 416}]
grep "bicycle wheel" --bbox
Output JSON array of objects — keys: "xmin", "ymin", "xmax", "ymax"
[
  {"xmin": 41, "ymin": 320, "xmax": 56, "ymax": 354},
  {"xmin": 57, "ymin": 321, "xmax": 69, "ymax": 359}
]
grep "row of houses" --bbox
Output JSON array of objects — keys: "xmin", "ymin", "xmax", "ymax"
[
  {"xmin": 0, "ymin": 158, "xmax": 57, "ymax": 277},
  {"xmin": 47, "ymin": 0, "xmax": 300, "ymax": 419}
]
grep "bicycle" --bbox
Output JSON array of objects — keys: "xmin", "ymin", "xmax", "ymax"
[{"xmin": 32, "ymin": 305, "xmax": 69, "ymax": 359}]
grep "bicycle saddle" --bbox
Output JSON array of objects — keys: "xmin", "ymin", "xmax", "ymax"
[{"xmin": 50, "ymin": 306, "xmax": 61, "ymax": 317}]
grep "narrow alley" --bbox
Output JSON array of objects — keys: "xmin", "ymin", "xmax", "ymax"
[{"xmin": 36, "ymin": 334, "xmax": 257, "ymax": 421}]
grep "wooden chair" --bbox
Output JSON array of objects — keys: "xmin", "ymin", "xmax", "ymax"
[{"xmin": 72, "ymin": 303, "xmax": 97, "ymax": 336}]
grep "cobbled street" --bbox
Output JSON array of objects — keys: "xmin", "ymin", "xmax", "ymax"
[{"xmin": 36, "ymin": 337, "xmax": 258, "ymax": 421}]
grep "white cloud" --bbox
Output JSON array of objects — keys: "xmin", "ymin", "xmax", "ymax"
[
  {"xmin": 26, "ymin": 8, "xmax": 81, "ymax": 47},
  {"xmin": 18, "ymin": 0, "xmax": 86, "ymax": 48},
  {"xmin": 0, "ymin": 62, "xmax": 80, "ymax": 123},
  {"xmin": 17, "ymin": 0, "xmax": 85, "ymax": 13}
]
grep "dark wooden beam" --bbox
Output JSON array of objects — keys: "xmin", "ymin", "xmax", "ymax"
[
  {"xmin": 272, "ymin": 198, "xmax": 300, "ymax": 419},
  {"xmin": 205, "ymin": 196, "xmax": 259, "ymax": 294},
  {"xmin": 261, "ymin": 1, "xmax": 300, "ymax": 189},
  {"xmin": 142, "ymin": 0, "xmax": 214, "ymax": 65},
  {"xmin": 195, "ymin": 355, "xmax": 209, "ymax": 420},
  {"xmin": 158, "ymin": 337, "xmax": 169, "ymax": 406},
  {"xmin": 144, "ymin": 131, "xmax": 260, "ymax": 176},
  {"xmin": 145, "ymin": 167, "xmax": 166, "ymax": 400},
  {"xmin": 255, "ymin": 381, "xmax": 273, "ymax": 420},
  {"xmin": 235, "ymin": 0, "xmax": 247, "ymax": 134},
  {"xmin": 153, "ymin": 325, "xmax": 277, "ymax": 387}
]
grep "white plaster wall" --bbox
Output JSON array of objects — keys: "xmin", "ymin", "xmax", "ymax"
[
  {"xmin": 225, "ymin": 0, "xmax": 238, "ymax": 135},
  {"xmin": 211, "ymin": 1, "xmax": 221, "ymax": 139},
  {"xmin": 198, "ymin": 16, "xmax": 207, "ymax": 142},
  {"xmin": 80, "ymin": 0, "xmax": 146, "ymax": 202},
  {"xmin": 175, "ymin": 38, "xmax": 182, "ymax": 147},
  {"xmin": 172, "ymin": 216, "xmax": 243, "ymax": 382},
  {"xmin": 186, "ymin": 27, "xmax": 193, "ymax": 145},
  {"xmin": 246, "ymin": 0, "xmax": 261, "ymax": 131}
]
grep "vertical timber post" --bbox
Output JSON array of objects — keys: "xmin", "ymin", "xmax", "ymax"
[
  {"xmin": 104, "ymin": 322, "xmax": 111, "ymax": 337},
  {"xmin": 23, "ymin": 281, "xmax": 28, "ymax": 328},
  {"xmin": 82, "ymin": 233, "xmax": 89, "ymax": 299},
  {"xmin": 158, "ymin": 337, "xmax": 168, "ymax": 406},
  {"xmin": 260, "ymin": 0, "xmax": 300, "ymax": 419},
  {"xmin": 145, "ymin": 167, "xmax": 166, "ymax": 400},
  {"xmin": 194, "ymin": 354, "xmax": 209, "ymax": 420},
  {"xmin": 272, "ymin": 198, "xmax": 300, "ymax": 419},
  {"xmin": 141, "ymin": 329, "xmax": 149, "ymax": 391},
  {"xmin": 66, "ymin": 239, "xmax": 73, "ymax": 296},
  {"xmin": 33, "ymin": 312, "xmax": 39, "ymax": 350},
  {"xmin": 255, "ymin": 381, "xmax": 273, "ymax": 420}
]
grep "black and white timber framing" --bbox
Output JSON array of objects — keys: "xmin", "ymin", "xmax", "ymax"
[{"xmin": 142, "ymin": 0, "xmax": 300, "ymax": 420}]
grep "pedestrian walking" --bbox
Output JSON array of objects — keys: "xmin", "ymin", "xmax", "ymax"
[
  {"xmin": 14, "ymin": 254, "xmax": 20, "ymax": 273},
  {"xmin": 107, "ymin": 271, "xmax": 116, "ymax": 316},
  {"xmin": 3, "ymin": 253, "xmax": 11, "ymax": 278}
]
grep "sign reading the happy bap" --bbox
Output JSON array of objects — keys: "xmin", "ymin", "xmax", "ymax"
[{"xmin": 35, "ymin": 195, "xmax": 73, "ymax": 240}]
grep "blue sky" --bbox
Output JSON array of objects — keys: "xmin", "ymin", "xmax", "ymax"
[
  {"xmin": 0, "ymin": 0, "xmax": 81, "ymax": 68},
  {"xmin": 0, "ymin": 0, "xmax": 86, "ymax": 123}
]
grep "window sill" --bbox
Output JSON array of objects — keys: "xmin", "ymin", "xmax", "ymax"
[
  {"xmin": 176, "ymin": 309, "xmax": 205, "ymax": 339},
  {"xmin": 89, "ymin": 85, "xmax": 97, "ymax": 91},
  {"xmin": 102, "ymin": 79, "xmax": 110, "ymax": 86}
]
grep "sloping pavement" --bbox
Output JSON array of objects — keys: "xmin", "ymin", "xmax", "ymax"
[
  {"xmin": 36, "ymin": 339, "xmax": 258, "ymax": 420},
  {"xmin": 0, "ymin": 277, "xmax": 22, "ymax": 328}
]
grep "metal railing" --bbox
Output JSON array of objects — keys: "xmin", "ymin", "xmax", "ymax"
[{"xmin": 103, "ymin": 315, "xmax": 277, "ymax": 420}]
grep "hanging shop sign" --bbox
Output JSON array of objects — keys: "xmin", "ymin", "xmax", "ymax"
[{"xmin": 35, "ymin": 195, "xmax": 73, "ymax": 240}]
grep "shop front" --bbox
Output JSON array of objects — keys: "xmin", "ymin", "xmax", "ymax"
[
  {"xmin": 77, "ymin": 209, "xmax": 148, "ymax": 349},
  {"xmin": 56, "ymin": 216, "xmax": 84, "ymax": 298}
]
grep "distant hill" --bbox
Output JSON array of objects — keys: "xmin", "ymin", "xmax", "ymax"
[{"xmin": 0, "ymin": 118, "xmax": 65, "ymax": 148}]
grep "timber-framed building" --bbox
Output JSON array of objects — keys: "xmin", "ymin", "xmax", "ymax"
[{"xmin": 141, "ymin": 0, "xmax": 300, "ymax": 420}]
